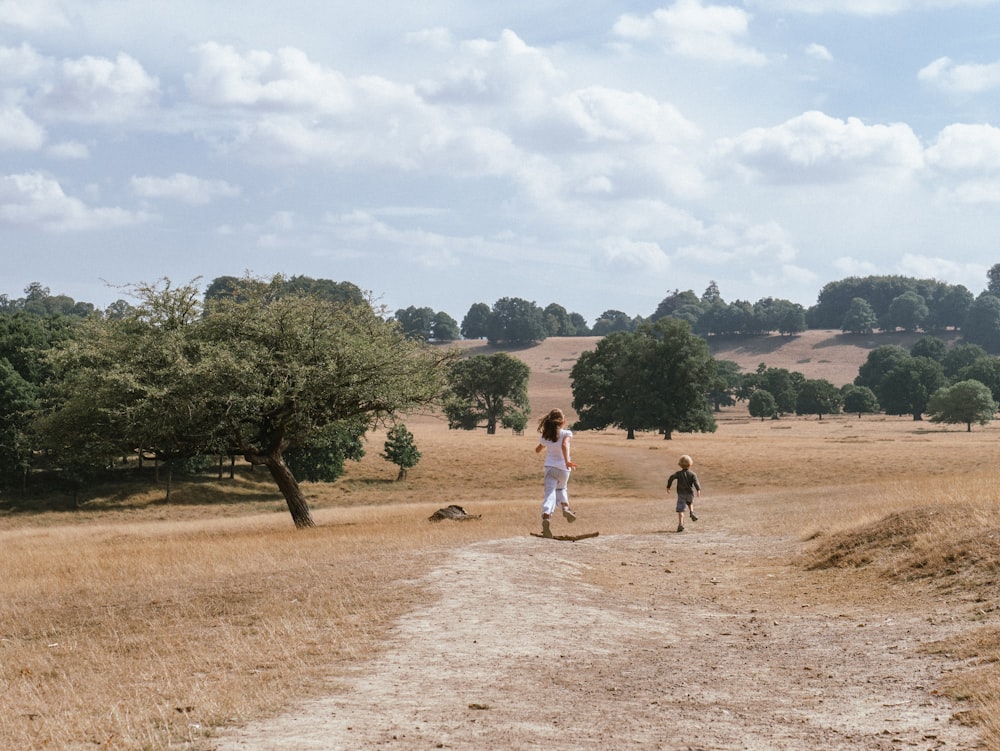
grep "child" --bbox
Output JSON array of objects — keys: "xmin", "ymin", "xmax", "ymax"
[
  {"xmin": 535, "ymin": 408, "xmax": 578, "ymax": 538},
  {"xmin": 666, "ymin": 454, "xmax": 701, "ymax": 533}
]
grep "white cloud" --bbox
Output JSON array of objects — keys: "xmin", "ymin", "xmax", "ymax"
[
  {"xmin": 925, "ymin": 123, "xmax": 1000, "ymax": 172},
  {"xmin": 613, "ymin": 0, "xmax": 767, "ymax": 66},
  {"xmin": 918, "ymin": 56, "xmax": 1000, "ymax": 94},
  {"xmin": 922, "ymin": 123, "xmax": 1000, "ymax": 203},
  {"xmin": 35, "ymin": 53, "xmax": 160, "ymax": 123},
  {"xmin": 715, "ymin": 111, "xmax": 923, "ymax": 184},
  {"xmin": 46, "ymin": 140, "xmax": 89, "ymax": 159},
  {"xmin": 0, "ymin": 0, "xmax": 69, "ymax": 30},
  {"xmin": 131, "ymin": 173, "xmax": 241, "ymax": 205},
  {"xmin": 405, "ymin": 27, "xmax": 455, "ymax": 51},
  {"xmin": 805, "ymin": 43, "xmax": 833, "ymax": 62},
  {"xmin": 0, "ymin": 42, "xmax": 49, "ymax": 81},
  {"xmin": 599, "ymin": 236, "xmax": 671, "ymax": 272},
  {"xmin": 0, "ymin": 106, "xmax": 44, "ymax": 150},
  {"xmin": 0, "ymin": 172, "xmax": 144, "ymax": 231},
  {"xmin": 555, "ymin": 86, "xmax": 699, "ymax": 144}
]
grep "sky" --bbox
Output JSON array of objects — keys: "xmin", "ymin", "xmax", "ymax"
[{"xmin": 3, "ymin": 0, "xmax": 1000, "ymax": 326}]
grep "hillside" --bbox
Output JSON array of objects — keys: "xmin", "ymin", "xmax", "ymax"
[{"xmin": 449, "ymin": 329, "xmax": 959, "ymax": 418}]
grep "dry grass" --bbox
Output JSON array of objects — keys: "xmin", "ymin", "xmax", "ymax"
[{"xmin": 3, "ymin": 333, "xmax": 1000, "ymax": 749}]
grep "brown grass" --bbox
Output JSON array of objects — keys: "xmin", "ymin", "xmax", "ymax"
[{"xmin": 2, "ymin": 333, "xmax": 1000, "ymax": 749}]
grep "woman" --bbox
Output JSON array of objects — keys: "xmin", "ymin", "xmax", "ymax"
[{"xmin": 534, "ymin": 408, "xmax": 578, "ymax": 538}]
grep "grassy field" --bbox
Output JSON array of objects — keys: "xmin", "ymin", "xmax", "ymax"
[{"xmin": 2, "ymin": 332, "xmax": 999, "ymax": 750}]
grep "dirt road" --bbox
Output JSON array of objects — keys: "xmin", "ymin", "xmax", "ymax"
[{"xmin": 212, "ymin": 529, "xmax": 980, "ymax": 750}]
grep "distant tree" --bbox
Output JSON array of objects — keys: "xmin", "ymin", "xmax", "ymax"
[
  {"xmin": 701, "ymin": 281, "xmax": 722, "ymax": 305},
  {"xmin": 988, "ymin": 263, "xmax": 1000, "ymax": 296},
  {"xmin": 928, "ymin": 285, "xmax": 973, "ymax": 330},
  {"xmin": 0, "ymin": 358, "xmax": 36, "ymax": 489},
  {"xmin": 445, "ymin": 352, "xmax": 530, "ymax": 434},
  {"xmin": 962, "ymin": 294, "xmax": 1000, "ymax": 353},
  {"xmin": 284, "ymin": 421, "xmax": 367, "ymax": 482},
  {"xmin": 569, "ymin": 332, "xmax": 647, "ymax": 439},
  {"xmin": 795, "ymin": 378, "xmax": 842, "ymax": 420},
  {"xmin": 543, "ymin": 303, "xmax": 576, "ymax": 336},
  {"xmin": 956, "ymin": 356, "xmax": 1000, "ymax": 403},
  {"xmin": 708, "ymin": 359, "xmax": 743, "ymax": 411},
  {"xmin": 103, "ymin": 299, "xmax": 134, "ymax": 320},
  {"xmin": 35, "ymin": 277, "xmax": 451, "ymax": 528},
  {"xmin": 486, "ymin": 297, "xmax": 547, "ymax": 345},
  {"xmin": 395, "ymin": 305, "xmax": 435, "ymax": 340},
  {"xmin": 927, "ymin": 380, "xmax": 997, "ymax": 431},
  {"xmin": 842, "ymin": 385, "xmax": 879, "ymax": 418},
  {"xmin": 880, "ymin": 291, "xmax": 928, "ymax": 332},
  {"xmin": 432, "ymin": 311, "xmax": 460, "ymax": 341},
  {"xmin": 461, "ymin": 303, "xmax": 492, "ymax": 339},
  {"xmin": 910, "ymin": 336, "xmax": 947, "ymax": 362},
  {"xmin": 591, "ymin": 309, "xmax": 634, "ymax": 336},
  {"xmin": 571, "ymin": 318, "xmax": 717, "ymax": 440},
  {"xmin": 381, "ymin": 423, "xmax": 421, "ymax": 480},
  {"xmin": 878, "ymin": 356, "xmax": 948, "ymax": 420},
  {"xmin": 841, "ymin": 297, "xmax": 878, "ymax": 335},
  {"xmin": 748, "ymin": 389, "xmax": 778, "ymax": 421},
  {"xmin": 568, "ymin": 312, "xmax": 590, "ymax": 335},
  {"xmin": 854, "ymin": 345, "xmax": 910, "ymax": 394},
  {"xmin": 745, "ymin": 364, "xmax": 803, "ymax": 414},
  {"xmin": 942, "ymin": 343, "xmax": 989, "ymax": 379},
  {"xmin": 651, "ymin": 289, "xmax": 701, "ymax": 321}
]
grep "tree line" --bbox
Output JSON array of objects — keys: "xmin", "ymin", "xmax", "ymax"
[{"xmin": 5, "ymin": 271, "xmax": 1000, "ymax": 525}]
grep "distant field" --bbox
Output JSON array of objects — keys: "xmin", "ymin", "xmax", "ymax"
[{"xmin": 1, "ymin": 328, "xmax": 996, "ymax": 751}]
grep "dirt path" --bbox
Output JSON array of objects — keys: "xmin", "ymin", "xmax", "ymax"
[{"xmin": 212, "ymin": 530, "xmax": 980, "ymax": 751}]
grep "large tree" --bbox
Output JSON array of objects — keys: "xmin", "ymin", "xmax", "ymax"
[
  {"xmin": 795, "ymin": 378, "xmax": 842, "ymax": 420},
  {"xmin": 571, "ymin": 318, "xmax": 717, "ymax": 440},
  {"xmin": 445, "ymin": 352, "xmax": 530, "ymax": 434},
  {"xmin": 34, "ymin": 277, "xmax": 452, "ymax": 528},
  {"xmin": 927, "ymin": 380, "xmax": 997, "ymax": 431}
]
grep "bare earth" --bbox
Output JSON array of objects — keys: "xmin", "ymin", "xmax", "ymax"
[
  {"xmin": 212, "ymin": 332, "xmax": 979, "ymax": 750},
  {"xmin": 213, "ymin": 528, "xmax": 979, "ymax": 751}
]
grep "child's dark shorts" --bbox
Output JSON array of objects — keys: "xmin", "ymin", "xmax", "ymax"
[{"xmin": 675, "ymin": 492, "xmax": 694, "ymax": 513}]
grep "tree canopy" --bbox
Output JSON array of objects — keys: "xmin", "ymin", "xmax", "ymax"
[
  {"xmin": 445, "ymin": 352, "xmax": 530, "ymax": 434},
  {"xmin": 34, "ymin": 277, "xmax": 453, "ymax": 527},
  {"xmin": 571, "ymin": 318, "xmax": 717, "ymax": 439}
]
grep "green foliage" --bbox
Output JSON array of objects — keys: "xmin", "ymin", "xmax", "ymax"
[
  {"xmin": 927, "ymin": 380, "xmax": 998, "ymax": 431},
  {"xmin": 33, "ymin": 276, "xmax": 453, "ymax": 527},
  {"xmin": 432, "ymin": 311, "xmax": 460, "ymax": 341},
  {"xmin": 571, "ymin": 318, "xmax": 717, "ymax": 440},
  {"xmin": 841, "ymin": 297, "xmax": 877, "ymax": 335},
  {"xmin": 461, "ymin": 303, "xmax": 491, "ymax": 339},
  {"xmin": 743, "ymin": 364, "xmax": 804, "ymax": 414},
  {"xmin": 446, "ymin": 352, "xmax": 530, "ymax": 434},
  {"xmin": 878, "ymin": 356, "xmax": 948, "ymax": 420},
  {"xmin": 880, "ymin": 291, "xmax": 928, "ymax": 332},
  {"xmin": 842, "ymin": 385, "xmax": 879, "ymax": 417},
  {"xmin": 809, "ymin": 275, "xmax": 960, "ymax": 330},
  {"xmin": 910, "ymin": 336, "xmax": 947, "ymax": 362},
  {"xmin": 486, "ymin": 297, "xmax": 547, "ymax": 345},
  {"xmin": 795, "ymin": 378, "xmax": 842, "ymax": 419},
  {"xmin": 747, "ymin": 389, "xmax": 778, "ymax": 421},
  {"xmin": 285, "ymin": 420, "xmax": 367, "ymax": 482},
  {"xmin": 380, "ymin": 423, "xmax": 421, "ymax": 479},
  {"xmin": 962, "ymin": 294, "xmax": 1000, "ymax": 353},
  {"xmin": 0, "ymin": 358, "xmax": 36, "ymax": 487}
]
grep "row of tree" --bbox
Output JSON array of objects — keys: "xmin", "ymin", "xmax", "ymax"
[{"xmin": 3, "ymin": 277, "xmax": 454, "ymax": 527}]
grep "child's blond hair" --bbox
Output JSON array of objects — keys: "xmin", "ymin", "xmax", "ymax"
[{"xmin": 678, "ymin": 454, "xmax": 693, "ymax": 469}]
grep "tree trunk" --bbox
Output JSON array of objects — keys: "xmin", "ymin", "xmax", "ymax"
[
  {"xmin": 396, "ymin": 467, "xmax": 407, "ymax": 481},
  {"xmin": 263, "ymin": 454, "xmax": 315, "ymax": 528},
  {"xmin": 626, "ymin": 427, "xmax": 635, "ymax": 440}
]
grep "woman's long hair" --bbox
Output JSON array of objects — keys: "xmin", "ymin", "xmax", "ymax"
[{"xmin": 537, "ymin": 408, "xmax": 565, "ymax": 443}]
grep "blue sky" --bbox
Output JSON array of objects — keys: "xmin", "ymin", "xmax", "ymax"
[{"xmin": 3, "ymin": 0, "xmax": 1000, "ymax": 325}]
